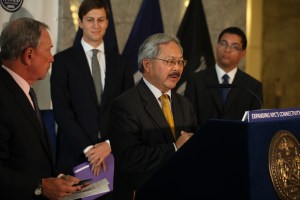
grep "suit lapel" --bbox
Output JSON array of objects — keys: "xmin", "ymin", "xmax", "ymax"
[
  {"xmin": 137, "ymin": 81, "xmax": 175, "ymax": 142},
  {"xmin": 0, "ymin": 68, "xmax": 53, "ymax": 163},
  {"xmin": 15, "ymin": 92, "xmax": 53, "ymax": 161},
  {"xmin": 206, "ymin": 67, "xmax": 223, "ymax": 112},
  {"xmin": 75, "ymin": 46, "xmax": 99, "ymax": 107},
  {"xmin": 171, "ymin": 92, "xmax": 185, "ymax": 139},
  {"xmin": 99, "ymin": 51, "xmax": 112, "ymax": 111},
  {"xmin": 225, "ymin": 69, "xmax": 242, "ymax": 111}
]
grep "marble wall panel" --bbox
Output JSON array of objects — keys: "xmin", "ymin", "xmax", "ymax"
[{"xmin": 262, "ymin": 0, "xmax": 300, "ymax": 108}]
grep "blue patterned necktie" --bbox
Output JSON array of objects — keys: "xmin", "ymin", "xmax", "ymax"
[{"xmin": 222, "ymin": 74, "xmax": 230, "ymax": 104}]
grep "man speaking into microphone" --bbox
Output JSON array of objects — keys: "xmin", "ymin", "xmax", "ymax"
[{"xmin": 184, "ymin": 26, "xmax": 263, "ymax": 126}]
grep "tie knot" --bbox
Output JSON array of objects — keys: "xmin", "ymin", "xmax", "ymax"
[
  {"xmin": 160, "ymin": 94, "xmax": 169, "ymax": 101},
  {"xmin": 92, "ymin": 49, "xmax": 99, "ymax": 56},
  {"xmin": 222, "ymin": 74, "xmax": 229, "ymax": 84}
]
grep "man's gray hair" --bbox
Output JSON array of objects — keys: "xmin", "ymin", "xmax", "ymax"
[
  {"xmin": 0, "ymin": 17, "xmax": 49, "ymax": 61},
  {"xmin": 137, "ymin": 33, "xmax": 182, "ymax": 73}
]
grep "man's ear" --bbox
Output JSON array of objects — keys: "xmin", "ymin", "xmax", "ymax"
[
  {"xmin": 143, "ymin": 59, "xmax": 151, "ymax": 73},
  {"xmin": 78, "ymin": 19, "xmax": 83, "ymax": 29},
  {"xmin": 21, "ymin": 48, "xmax": 33, "ymax": 65}
]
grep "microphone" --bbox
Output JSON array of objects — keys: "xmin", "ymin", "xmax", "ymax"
[{"xmin": 206, "ymin": 84, "xmax": 263, "ymax": 109}]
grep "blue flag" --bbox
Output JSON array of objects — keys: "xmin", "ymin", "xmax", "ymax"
[
  {"xmin": 175, "ymin": 0, "xmax": 215, "ymax": 94},
  {"xmin": 73, "ymin": 0, "xmax": 119, "ymax": 53},
  {"xmin": 122, "ymin": 0, "xmax": 164, "ymax": 84}
]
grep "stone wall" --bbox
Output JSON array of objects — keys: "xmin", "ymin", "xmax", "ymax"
[{"xmin": 262, "ymin": 0, "xmax": 300, "ymax": 108}]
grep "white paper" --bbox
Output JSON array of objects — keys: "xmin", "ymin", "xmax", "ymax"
[{"xmin": 60, "ymin": 178, "xmax": 110, "ymax": 200}]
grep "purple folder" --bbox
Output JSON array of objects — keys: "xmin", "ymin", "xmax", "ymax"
[{"xmin": 73, "ymin": 153, "xmax": 114, "ymax": 200}]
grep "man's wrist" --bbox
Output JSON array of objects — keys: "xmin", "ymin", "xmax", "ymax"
[
  {"xmin": 105, "ymin": 139, "xmax": 110, "ymax": 147},
  {"xmin": 57, "ymin": 173, "xmax": 65, "ymax": 179},
  {"xmin": 173, "ymin": 143, "xmax": 178, "ymax": 151},
  {"xmin": 83, "ymin": 145, "xmax": 94, "ymax": 154},
  {"xmin": 34, "ymin": 179, "xmax": 43, "ymax": 196}
]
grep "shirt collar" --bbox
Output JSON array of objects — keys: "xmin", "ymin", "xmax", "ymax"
[
  {"xmin": 143, "ymin": 77, "xmax": 172, "ymax": 100},
  {"xmin": 81, "ymin": 38, "xmax": 105, "ymax": 54},
  {"xmin": 215, "ymin": 64, "xmax": 237, "ymax": 84}
]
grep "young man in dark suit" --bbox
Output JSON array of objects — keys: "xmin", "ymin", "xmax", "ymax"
[
  {"xmin": 108, "ymin": 33, "xmax": 198, "ymax": 200},
  {"xmin": 51, "ymin": 0, "xmax": 134, "ymax": 177},
  {"xmin": 50, "ymin": 1, "xmax": 134, "ymax": 199},
  {"xmin": 0, "ymin": 17, "xmax": 82, "ymax": 200},
  {"xmin": 185, "ymin": 27, "xmax": 263, "ymax": 126}
]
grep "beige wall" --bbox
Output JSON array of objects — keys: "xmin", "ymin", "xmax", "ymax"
[
  {"xmin": 261, "ymin": 0, "xmax": 300, "ymax": 108},
  {"xmin": 246, "ymin": 0, "xmax": 263, "ymax": 81}
]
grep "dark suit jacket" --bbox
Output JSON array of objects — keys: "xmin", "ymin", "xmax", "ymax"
[
  {"xmin": 50, "ymin": 44, "xmax": 134, "ymax": 174},
  {"xmin": 0, "ymin": 67, "xmax": 54, "ymax": 200},
  {"xmin": 108, "ymin": 80, "xmax": 198, "ymax": 200},
  {"xmin": 184, "ymin": 66, "xmax": 263, "ymax": 126}
]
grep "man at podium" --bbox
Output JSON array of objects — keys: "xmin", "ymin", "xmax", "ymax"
[{"xmin": 108, "ymin": 33, "xmax": 198, "ymax": 200}]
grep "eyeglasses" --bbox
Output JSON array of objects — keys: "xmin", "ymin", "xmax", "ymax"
[
  {"xmin": 152, "ymin": 58, "xmax": 187, "ymax": 67},
  {"xmin": 218, "ymin": 40, "xmax": 243, "ymax": 52}
]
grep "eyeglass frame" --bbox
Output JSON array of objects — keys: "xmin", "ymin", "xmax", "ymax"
[
  {"xmin": 152, "ymin": 58, "xmax": 187, "ymax": 67},
  {"xmin": 218, "ymin": 40, "xmax": 244, "ymax": 52}
]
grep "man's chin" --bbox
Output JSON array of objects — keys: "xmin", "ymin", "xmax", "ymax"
[
  {"xmin": 167, "ymin": 82, "xmax": 178, "ymax": 90},
  {"xmin": 38, "ymin": 75, "xmax": 46, "ymax": 81}
]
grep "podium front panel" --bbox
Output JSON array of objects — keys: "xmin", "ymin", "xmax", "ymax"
[{"xmin": 136, "ymin": 118, "xmax": 300, "ymax": 200}]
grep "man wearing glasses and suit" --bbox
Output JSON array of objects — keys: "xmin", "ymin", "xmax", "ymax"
[
  {"xmin": 108, "ymin": 33, "xmax": 198, "ymax": 200},
  {"xmin": 185, "ymin": 26, "xmax": 263, "ymax": 126}
]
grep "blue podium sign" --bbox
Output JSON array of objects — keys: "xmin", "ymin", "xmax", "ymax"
[{"xmin": 243, "ymin": 108, "xmax": 300, "ymax": 122}]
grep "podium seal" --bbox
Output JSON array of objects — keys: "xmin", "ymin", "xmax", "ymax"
[{"xmin": 269, "ymin": 130, "xmax": 300, "ymax": 200}]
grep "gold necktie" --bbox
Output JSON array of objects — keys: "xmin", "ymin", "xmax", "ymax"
[{"xmin": 160, "ymin": 94, "xmax": 175, "ymax": 139}]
